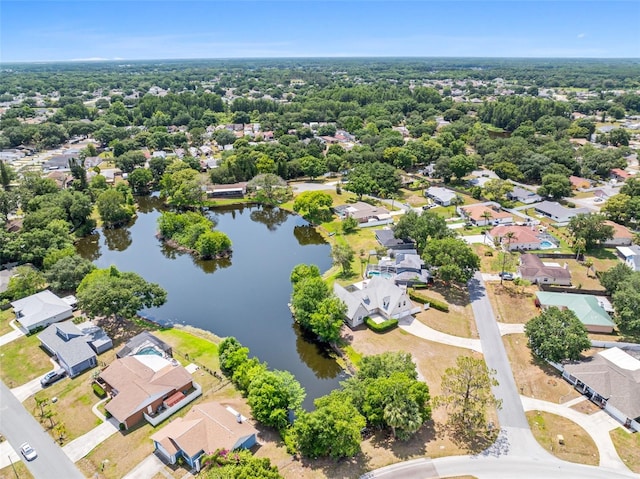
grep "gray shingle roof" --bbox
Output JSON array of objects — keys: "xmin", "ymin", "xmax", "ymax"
[
  {"xmin": 11, "ymin": 290, "xmax": 73, "ymax": 330},
  {"xmin": 38, "ymin": 322, "xmax": 96, "ymax": 370}
]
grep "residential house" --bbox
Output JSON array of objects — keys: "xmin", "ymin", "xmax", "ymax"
[
  {"xmin": 334, "ymin": 202, "xmax": 392, "ymax": 226},
  {"xmin": 519, "ymin": 254, "xmax": 572, "ymax": 286},
  {"xmin": 333, "ymin": 276, "xmax": 419, "ymax": 329},
  {"xmin": 534, "ymin": 291, "xmax": 616, "ymax": 333},
  {"xmin": 616, "ymin": 245, "xmax": 640, "ymax": 272},
  {"xmin": 569, "ymin": 176, "xmax": 592, "ymax": 190},
  {"xmin": 458, "ymin": 203, "xmax": 513, "ymax": 226},
  {"xmin": 534, "ymin": 201, "xmax": 590, "ymax": 224},
  {"xmin": 562, "ymin": 347, "xmax": 640, "ymax": 432},
  {"xmin": 602, "ymin": 221, "xmax": 634, "ymax": 247},
  {"xmin": 487, "ymin": 225, "xmax": 552, "ymax": 251},
  {"xmin": 610, "ymin": 168, "xmax": 632, "ymax": 183},
  {"xmin": 11, "ymin": 290, "xmax": 74, "ymax": 333},
  {"xmin": 366, "ymin": 252, "xmax": 432, "ymax": 287},
  {"xmin": 507, "ymin": 186, "xmax": 542, "ymax": 204},
  {"xmin": 98, "ymin": 355, "xmax": 201, "ymax": 430},
  {"xmin": 151, "ymin": 402, "xmax": 259, "ymax": 472},
  {"xmin": 38, "ymin": 321, "xmax": 112, "ymax": 377},
  {"xmin": 205, "ymin": 182, "xmax": 248, "ymax": 198},
  {"xmin": 116, "ymin": 331, "xmax": 173, "ymax": 359},
  {"xmin": 425, "ymin": 186, "xmax": 457, "ymax": 206},
  {"xmin": 374, "ymin": 229, "xmax": 416, "ymax": 251}
]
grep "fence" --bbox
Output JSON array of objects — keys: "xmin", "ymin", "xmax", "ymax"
[{"xmin": 538, "ymin": 284, "xmax": 608, "ymax": 296}]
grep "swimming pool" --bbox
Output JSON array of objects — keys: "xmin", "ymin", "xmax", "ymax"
[
  {"xmin": 539, "ymin": 240, "xmax": 556, "ymax": 249},
  {"xmin": 368, "ymin": 271, "xmax": 394, "ymax": 279}
]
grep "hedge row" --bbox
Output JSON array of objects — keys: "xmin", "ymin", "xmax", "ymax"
[
  {"xmin": 408, "ymin": 290, "xmax": 450, "ymax": 312},
  {"xmin": 92, "ymin": 383, "xmax": 107, "ymax": 399},
  {"xmin": 364, "ymin": 316, "xmax": 398, "ymax": 333}
]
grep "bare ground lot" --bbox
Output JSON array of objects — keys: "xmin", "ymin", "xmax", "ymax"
[
  {"xmin": 502, "ymin": 334, "xmax": 578, "ymax": 403},
  {"xmin": 526, "ymin": 411, "xmax": 599, "ymax": 465},
  {"xmin": 415, "ymin": 286, "xmax": 478, "ymax": 339},
  {"xmin": 485, "ymin": 282, "xmax": 539, "ymax": 324}
]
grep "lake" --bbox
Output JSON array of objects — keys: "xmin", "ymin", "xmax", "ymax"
[{"xmin": 76, "ymin": 196, "xmax": 346, "ymax": 408}]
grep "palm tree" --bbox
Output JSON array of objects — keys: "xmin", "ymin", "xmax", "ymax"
[
  {"xmin": 501, "ymin": 231, "xmax": 516, "ymax": 285},
  {"xmin": 573, "ymin": 237, "xmax": 586, "ymax": 261}
]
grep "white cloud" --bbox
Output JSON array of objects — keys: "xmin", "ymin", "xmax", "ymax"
[{"xmin": 577, "ymin": 33, "xmax": 586, "ymax": 39}]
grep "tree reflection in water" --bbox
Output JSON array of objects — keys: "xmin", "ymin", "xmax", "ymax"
[
  {"xmin": 294, "ymin": 323, "xmax": 344, "ymax": 380},
  {"xmin": 293, "ymin": 224, "xmax": 326, "ymax": 246},
  {"xmin": 103, "ymin": 225, "xmax": 132, "ymax": 251},
  {"xmin": 250, "ymin": 205, "xmax": 289, "ymax": 232}
]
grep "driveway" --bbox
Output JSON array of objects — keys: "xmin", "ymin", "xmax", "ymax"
[
  {"xmin": 0, "ymin": 328, "xmax": 24, "ymax": 347},
  {"xmin": 291, "ymin": 181, "xmax": 337, "ymax": 193},
  {"xmin": 122, "ymin": 452, "xmax": 171, "ymax": 479},
  {"xmin": 462, "ymin": 234, "xmax": 491, "ymax": 245},
  {"xmin": 399, "ymin": 316, "xmax": 482, "ymax": 353}
]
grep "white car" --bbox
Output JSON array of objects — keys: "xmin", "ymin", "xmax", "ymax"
[{"xmin": 20, "ymin": 442, "xmax": 37, "ymax": 461}]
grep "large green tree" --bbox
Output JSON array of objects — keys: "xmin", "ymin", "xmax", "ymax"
[
  {"xmin": 524, "ymin": 307, "xmax": 591, "ymax": 362},
  {"xmin": 292, "ymin": 191, "xmax": 332, "ymax": 222},
  {"xmin": 44, "ymin": 254, "xmax": 96, "ymax": 293},
  {"xmin": 247, "ymin": 370, "xmax": 305, "ymax": 431},
  {"xmin": 76, "ymin": 266, "xmax": 167, "ymax": 321},
  {"xmin": 537, "ymin": 173, "xmax": 572, "ymax": 199},
  {"xmin": 289, "ymin": 394, "xmax": 366, "ymax": 459},
  {"xmin": 393, "ymin": 210, "xmax": 452, "ymax": 254},
  {"xmin": 567, "ymin": 213, "xmax": 614, "ymax": 250},
  {"xmin": 96, "ymin": 187, "xmax": 135, "ymax": 228},
  {"xmin": 422, "ymin": 237, "xmax": 479, "ymax": 283}
]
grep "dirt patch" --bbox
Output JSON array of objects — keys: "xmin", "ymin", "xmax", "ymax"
[
  {"xmin": 569, "ymin": 398, "xmax": 601, "ymax": 415},
  {"xmin": 526, "ymin": 411, "xmax": 599, "ymax": 465},
  {"xmin": 485, "ymin": 283, "xmax": 539, "ymax": 324},
  {"xmin": 503, "ymin": 334, "xmax": 578, "ymax": 403},
  {"xmin": 0, "ymin": 460, "xmax": 34, "ymax": 479}
]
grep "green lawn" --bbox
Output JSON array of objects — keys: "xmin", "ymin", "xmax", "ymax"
[
  {"xmin": 0, "ymin": 334, "xmax": 53, "ymax": 387},
  {"xmin": 154, "ymin": 327, "xmax": 221, "ymax": 371},
  {"xmin": 0, "ymin": 308, "xmax": 15, "ymax": 336}
]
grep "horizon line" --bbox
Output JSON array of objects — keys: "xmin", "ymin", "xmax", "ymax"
[{"xmin": 2, "ymin": 55, "xmax": 640, "ymax": 65}]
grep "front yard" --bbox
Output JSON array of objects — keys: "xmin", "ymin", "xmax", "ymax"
[
  {"xmin": 0, "ymin": 334, "xmax": 52, "ymax": 387},
  {"xmin": 526, "ymin": 411, "xmax": 599, "ymax": 465},
  {"xmin": 610, "ymin": 427, "xmax": 640, "ymax": 473},
  {"xmin": 485, "ymin": 282, "xmax": 539, "ymax": 324},
  {"xmin": 0, "ymin": 308, "xmax": 15, "ymax": 336}
]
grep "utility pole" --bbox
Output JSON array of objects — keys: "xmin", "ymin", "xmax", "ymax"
[{"xmin": 8, "ymin": 455, "xmax": 19, "ymax": 479}]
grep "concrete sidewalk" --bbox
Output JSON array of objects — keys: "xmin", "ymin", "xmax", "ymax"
[
  {"xmin": 521, "ymin": 395, "xmax": 630, "ymax": 471},
  {"xmin": 399, "ymin": 316, "xmax": 482, "ymax": 353},
  {"xmin": 63, "ymin": 418, "xmax": 119, "ymax": 462},
  {"xmin": 0, "ymin": 328, "xmax": 24, "ymax": 347},
  {"xmin": 0, "ymin": 440, "xmax": 20, "ymax": 470}
]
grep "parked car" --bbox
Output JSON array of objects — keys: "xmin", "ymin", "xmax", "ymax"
[
  {"xmin": 499, "ymin": 272, "xmax": 514, "ymax": 281},
  {"xmin": 20, "ymin": 442, "xmax": 37, "ymax": 461},
  {"xmin": 40, "ymin": 369, "xmax": 66, "ymax": 387}
]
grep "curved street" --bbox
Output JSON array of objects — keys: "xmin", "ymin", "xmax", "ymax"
[{"xmin": 363, "ymin": 272, "xmax": 640, "ymax": 479}]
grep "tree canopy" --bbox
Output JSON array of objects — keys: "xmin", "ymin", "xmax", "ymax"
[{"xmin": 524, "ymin": 307, "xmax": 591, "ymax": 362}]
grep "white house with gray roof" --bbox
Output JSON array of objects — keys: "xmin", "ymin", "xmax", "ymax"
[
  {"xmin": 333, "ymin": 276, "xmax": 419, "ymax": 328},
  {"xmin": 11, "ymin": 290, "xmax": 73, "ymax": 333},
  {"xmin": 533, "ymin": 201, "xmax": 590, "ymax": 224},
  {"xmin": 425, "ymin": 186, "xmax": 457, "ymax": 206},
  {"xmin": 616, "ymin": 245, "xmax": 640, "ymax": 272}
]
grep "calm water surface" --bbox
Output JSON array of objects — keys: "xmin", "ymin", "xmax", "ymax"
[{"xmin": 76, "ymin": 196, "xmax": 345, "ymax": 407}]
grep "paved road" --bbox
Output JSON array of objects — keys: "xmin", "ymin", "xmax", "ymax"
[{"xmin": 0, "ymin": 381, "xmax": 84, "ymax": 479}]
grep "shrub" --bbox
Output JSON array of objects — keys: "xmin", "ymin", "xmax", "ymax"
[
  {"xmin": 92, "ymin": 383, "xmax": 107, "ymax": 398},
  {"xmin": 364, "ymin": 316, "xmax": 398, "ymax": 333},
  {"xmin": 408, "ymin": 290, "xmax": 450, "ymax": 312}
]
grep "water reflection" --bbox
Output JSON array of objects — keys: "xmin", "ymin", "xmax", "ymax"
[
  {"xmin": 103, "ymin": 225, "xmax": 133, "ymax": 251},
  {"xmin": 294, "ymin": 323, "xmax": 343, "ymax": 380},
  {"xmin": 193, "ymin": 256, "xmax": 232, "ymax": 275},
  {"xmin": 78, "ymin": 233, "xmax": 101, "ymax": 261},
  {"xmin": 250, "ymin": 206, "xmax": 290, "ymax": 231},
  {"xmin": 294, "ymin": 224, "xmax": 327, "ymax": 246}
]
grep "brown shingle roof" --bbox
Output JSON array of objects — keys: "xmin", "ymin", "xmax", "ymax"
[
  {"xmin": 100, "ymin": 356, "xmax": 193, "ymax": 423},
  {"xmin": 519, "ymin": 254, "xmax": 571, "ymax": 280},
  {"xmin": 604, "ymin": 221, "xmax": 634, "ymax": 240},
  {"xmin": 460, "ymin": 204, "xmax": 511, "ymax": 222},
  {"xmin": 151, "ymin": 402, "xmax": 258, "ymax": 457}
]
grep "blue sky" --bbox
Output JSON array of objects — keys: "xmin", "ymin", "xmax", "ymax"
[{"xmin": 1, "ymin": 1, "xmax": 639, "ymax": 62}]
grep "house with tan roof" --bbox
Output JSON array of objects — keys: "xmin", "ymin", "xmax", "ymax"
[
  {"xmin": 602, "ymin": 221, "xmax": 634, "ymax": 247},
  {"xmin": 334, "ymin": 202, "xmax": 392, "ymax": 226},
  {"xmin": 519, "ymin": 254, "xmax": 572, "ymax": 286},
  {"xmin": 562, "ymin": 347, "xmax": 640, "ymax": 431},
  {"xmin": 487, "ymin": 225, "xmax": 551, "ymax": 251},
  {"xmin": 98, "ymin": 355, "xmax": 201, "ymax": 430},
  {"xmin": 458, "ymin": 203, "xmax": 512, "ymax": 226},
  {"xmin": 151, "ymin": 402, "xmax": 258, "ymax": 472},
  {"xmin": 569, "ymin": 175, "xmax": 592, "ymax": 190}
]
